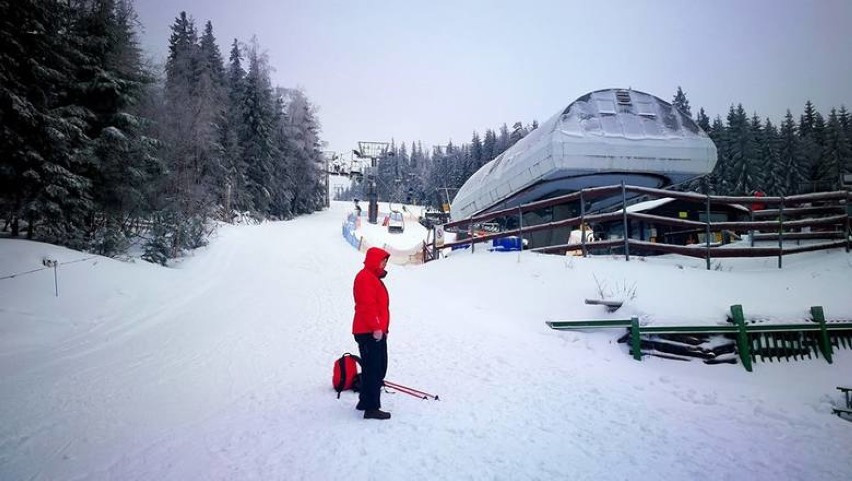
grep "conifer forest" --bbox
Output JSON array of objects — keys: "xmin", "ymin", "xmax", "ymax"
[{"xmin": 2, "ymin": 2, "xmax": 850, "ymax": 263}]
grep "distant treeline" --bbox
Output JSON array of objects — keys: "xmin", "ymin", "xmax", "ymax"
[
  {"xmin": 1, "ymin": 1, "xmax": 325, "ymax": 264},
  {"xmin": 367, "ymin": 87, "xmax": 851, "ymax": 210}
]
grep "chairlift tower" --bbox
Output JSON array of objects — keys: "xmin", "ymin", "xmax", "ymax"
[{"xmin": 354, "ymin": 141, "xmax": 390, "ymax": 224}]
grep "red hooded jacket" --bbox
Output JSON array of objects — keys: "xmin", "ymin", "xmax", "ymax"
[{"xmin": 352, "ymin": 247, "xmax": 390, "ymax": 334}]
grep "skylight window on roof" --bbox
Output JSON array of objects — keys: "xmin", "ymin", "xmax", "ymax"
[
  {"xmin": 636, "ymin": 101, "xmax": 656, "ymax": 117},
  {"xmin": 596, "ymin": 99, "xmax": 616, "ymax": 115}
]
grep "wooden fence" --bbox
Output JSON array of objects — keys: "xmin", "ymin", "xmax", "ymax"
[{"xmin": 433, "ymin": 183, "xmax": 851, "ymax": 268}]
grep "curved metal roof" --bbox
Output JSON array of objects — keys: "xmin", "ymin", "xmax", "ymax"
[{"xmin": 450, "ymin": 89, "xmax": 717, "ymax": 221}]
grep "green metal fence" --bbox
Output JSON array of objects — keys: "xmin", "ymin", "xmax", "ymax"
[{"xmin": 546, "ymin": 305, "xmax": 852, "ymax": 372}]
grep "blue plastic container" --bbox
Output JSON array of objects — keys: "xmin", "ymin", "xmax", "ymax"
[{"xmin": 492, "ymin": 236, "xmax": 522, "ymax": 252}]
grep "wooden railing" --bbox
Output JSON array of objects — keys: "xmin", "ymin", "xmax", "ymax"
[{"xmin": 432, "ymin": 183, "xmax": 851, "ymax": 268}]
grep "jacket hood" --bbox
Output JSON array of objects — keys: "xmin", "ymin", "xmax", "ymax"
[{"xmin": 363, "ymin": 247, "xmax": 390, "ymax": 275}]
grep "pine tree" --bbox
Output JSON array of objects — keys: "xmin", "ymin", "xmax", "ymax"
[
  {"xmin": 672, "ymin": 86, "xmax": 692, "ymax": 118},
  {"xmin": 696, "ymin": 108, "xmax": 711, "ymax": 133},
  {"xmin": 708, "ymin": 115, "xmax": 730, "ymax": 194},
  {"xmin": 840, "ymin": 106, "xmax": 852, "ymax": 177},
  {"xmin": 509, "ymin": 121, "xmax": 527, "ymax": 148},
  {"xmin": 470, "ymin": 131, "xmax": 483, "ymax": 170},
  {"xmin": 222, "ymin": 39, "xmax": 249, "ymax": 214},
  {"xmin": 240, "ymin": 39, "xmax": 277, "ymax": 214},
  {"xmin": 759, "ymin": 118, "xmax": 782, "ymax": 195},
  {"xmin": 496, "ymin": 123, "xmax": 510, "ymax": 156},
  {"xmin": 194, "ymin": 20, "xmax": 227, "ymax": 202},
  {"xmin": 822, "ymin": 108, "xmax": 851, "ymax": 189},
  {"xmin": 839, "ymin": 106, "xmax": 850, "ymax": 141},
  {"xmin": 72, "ymin": 0, "xmax": 160, "ymax": 254},
  {"xmin": 162, "ymin": 11, "xmax": 200, "ymax": 215},
  {"xmin": 800, "ymin": 100, "xmax": 817, "ymax": 137},
  {"xmin": 482, "ymin": 129, "xmax": 497, "ymax": 162},
  {"xmin": 749, "ymin": 113, "xmax": 767, "ymax": 191},
  {"xmin": 725, "ymin": 105, "xmax": 761, "ymax": 194},
  {"xmin": 778, "ymin": 111, "xmax": 805, "ymax": 195},
  {"xmin": 269, "ymin": 92, "xmax": 294, "ymax": 218},
  {"xmin": 0, "ymin": 0, "xmax": 95, "ymax": 243},
  {"xmin": 282, "ymin": 88, "xmax": 325, "ymax": 215}
]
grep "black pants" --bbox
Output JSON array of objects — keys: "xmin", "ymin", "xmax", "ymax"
[{"xmin": 354, "ymin": 333, "xmax": 388, "ymax": 410}]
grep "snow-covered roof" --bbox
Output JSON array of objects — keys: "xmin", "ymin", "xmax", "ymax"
[
  {"xmin": 620, "ymin": 197, "xmax": 752, "ymax": 214},
  {"xmin": 451, "ymin": 89, "xmax": 717, "ymax": 221},
  {"xmin": 623, "ymin": 197, "xmax": 677, "ymax": 213}
]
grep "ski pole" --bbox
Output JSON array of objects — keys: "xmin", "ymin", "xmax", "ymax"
[
  {"xmin": 384, "ymin": 380, "xmax": 435, "ymax": 398},
  {"xmin": 384, "ymin": 383, "xmax": 428, "ymax": 399},
  {"xmin": 384, "ymin": 380, "xmax": 439, "ymax": 400}
]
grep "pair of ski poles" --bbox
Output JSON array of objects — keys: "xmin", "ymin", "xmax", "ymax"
[{"xmin": 383, "ymin": 380, "xmax": 439, "ymax": 400}]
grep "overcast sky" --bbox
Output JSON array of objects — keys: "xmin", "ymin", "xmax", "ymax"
[{"xmin": 133, "ymin": 0, "xmax": 852, "ymax": 155}]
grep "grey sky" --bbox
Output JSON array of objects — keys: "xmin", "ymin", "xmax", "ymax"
[{"xmin": 133, "ymin": 0, "xmax": 852, "ymax": 155}]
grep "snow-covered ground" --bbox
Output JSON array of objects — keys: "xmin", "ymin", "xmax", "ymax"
[
  {"xmin": 1, "ymin": 199, "xmax": 851, "ymax": 481},
  {"xmin": 353, "ymin": 204, "xmax": 428, "ymax": 253}
]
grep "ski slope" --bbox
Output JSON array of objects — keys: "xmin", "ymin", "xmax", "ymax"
[{"xmin": 1, "ymin": 201, "xmax": 851, "ymax": 480}]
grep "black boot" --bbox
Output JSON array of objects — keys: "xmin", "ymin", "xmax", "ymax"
[{"xmin": 364, "ymin": 409, "xmax": 391, "ymax": 420}]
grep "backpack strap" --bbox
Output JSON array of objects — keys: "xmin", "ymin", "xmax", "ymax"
[{"xmin": 335, "ymin": 354, "xmax": 348, "ymax": 398}]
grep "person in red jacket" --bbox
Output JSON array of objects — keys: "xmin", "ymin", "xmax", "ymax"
[{"xmin": 352, "ymin": 247, "xmax": 392, "ymax": 420}]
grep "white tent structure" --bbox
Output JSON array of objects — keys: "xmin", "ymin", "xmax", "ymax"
[{"xmin": 450, "ymin": 89, "xmax": 718, "ymax": 221}]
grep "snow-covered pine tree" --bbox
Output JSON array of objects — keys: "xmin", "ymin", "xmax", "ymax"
[
  {"xmin": 726, "ymin": 104, "xmax": 760, "ymax": 194},
  {"xmin": 759, "ymin": 118, "xmax": 782, "ymax": 195},
  {"xmin": 496, "ymin": 123, "xmax": 510, "ymax": 157},
  {"xmin": 482, "ymin": 129, "xmax": 497, "ymax": 163},
  {"xmin": 696, "ymin": 108, "xmax": 711, "ymax": 133},
  {"xmin": 778, "ymin": 111, "xmax": 805, "ymax": 195},
  {"xmin": 800, "ymin": 100, "xmax": 817, "ymax": 137},
  {"xmin": 162, "ymin": 11, "xmax": 200, "ymax": 217},
  {"xmin": 158, "ymin": 11, "xmax": 227, "ymax": 253},
  {"xmin": 839, "ymin": 106, "xmax": 852, "ymax": 177},
  {"xmin": 269, "ymin": 92, "xmax": 294, "ymax": 219},
  {"xmin": 394, "ymin": 142, "xmax": 413, "ymax": 204},
  {"xmin": 426, "ymin": 145, "xmax": 452, "ymax": 206},
  {"xmin": 222, "ymin": 39, "xmax": 249, "ymax": 215},
  {"xmin": 707, "ymin": 115, "xmax": 729, "ymax": 194},
  {"xmin": 509, "ymin": 121, "xmax": 527, "ymax": 148},
  {"xmin": 240, "ymin": 38, "xmax": 277, "ymax": 215},
  {"xmin": 282, "ymin": 88, "xmax": 325, "ymax": 215},
  {"xmin": 839, "ymin": 106, "xmax": 851, "ymax": 143},
  {"xmin": 72, "ymin": 0, "xmax": 161, "ymax": 255},
  {"xmin": 0, "ymin": 0, "xmax": 94, "ymax": 244},
  {"xmin": 748, "ymin": 113, "xmax": 768, "ymax": 192},
  {"xmin": 470, "ymin": 131, "xmax": 483, "ymax": 171},
  {"xmin": 408, "ymin": 141, "xmax": 428, "ymax": 204},
  {"xmin": 821, "ymin": 108, "xmax": 851, "ymax": 190},
  {"xmin": 195, "ymin": 20, "xmax": 228, "ymax": 209},
  {"xmin": 672, "ymin": 86, "xmax": 692, "ymax": 118},
  {"xmin": 459, "ymin": 145, "xmax": 475, "ymax": 190},
  {"xmin": 809, "ymin": 111, "xmax": 830, "ymax": 189}
]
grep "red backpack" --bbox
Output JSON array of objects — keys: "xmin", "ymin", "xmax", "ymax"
[{"xmin": 332, "ymin": 353, "xmax": 362, "ymax": 398}]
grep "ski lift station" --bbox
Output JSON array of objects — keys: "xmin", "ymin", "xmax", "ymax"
[
  {"xmin": 450, "ymin": 89, "xmax": 718, "ymax": 224},
  {"xmin": 323, "ymin": 151, "xmax": 369, "ymax": 179}
]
